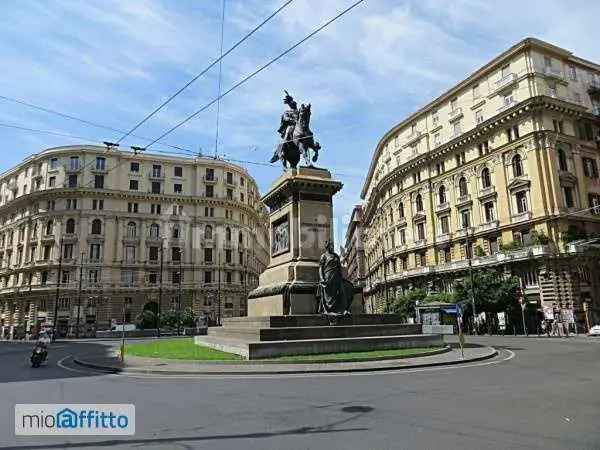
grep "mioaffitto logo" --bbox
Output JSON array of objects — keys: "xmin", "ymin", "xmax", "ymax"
[{"xmin": 15, "ymin": 404, "xmax": 135, "ymax": 436}]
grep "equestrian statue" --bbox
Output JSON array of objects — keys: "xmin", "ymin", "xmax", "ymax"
[{"xmin": 270, "ymin": 90, "xmax": 321, "ymax": 169}]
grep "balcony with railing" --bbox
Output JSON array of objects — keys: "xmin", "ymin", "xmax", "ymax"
[
  {"xmin": 202, "ymin": 175, "xmax": 218, "ymax": 184},
  {"xmin": 511, "ymin": 210, "xmax": 532, "ymax": 223},
  {"xmin": 455, "ymin": 227, "xmax": 474, "ymax": 239},
  {"xmin": 497, "ymin": 98, "xmax": 518, "ymax": 113},
  {"xmin": 543, "ymin": 66, "xmax": 564, "ymax": 80},
  {"xmin": 148, "ymin": 170, "xmax": 164, "ymax": 181},
  {"xmin": 456, "ymin": 194, "xmax": 471, "ymax": 206},
  {"xmin": 413, "ymin": 238, "xmax": 427, "ymax": 248},
  {"xmin": 478, "ymin": 220, "xmax": 499, "ymax": 232},
  {"xmin": 587, "ymin": 79, "xmax": 600, "ymax": 96},
  {"xmin": 436, "ymin": 201, "xmax": 450, "ymax": 213},
  {"xmin": 436, "ymin": 233, "xmax": 451, "ymax": 244},
  {"xmin": 478, "ymin": 185, "xmax": 496, "ymax": 198},
  {"xmin": 449, "ymin": 107, "xmax": 463, "ymax": 122},
  {"xmin": 404, "ymin": 130, "xmax": 422, "ymax": 147},
  {"xmin": 494, "ymin": 73, "xmax": 517, "ymax": 93}
]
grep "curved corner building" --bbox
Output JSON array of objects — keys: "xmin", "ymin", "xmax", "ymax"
[
  {"xmin": 0, "ymin": 145, "xmax": 270, "ymax": 338},
  {"xmin": 360, "ymin": 38, "xmax": 600, "ymax": 329}
]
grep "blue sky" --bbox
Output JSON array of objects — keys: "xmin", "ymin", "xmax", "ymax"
[{"xmin": 2, "ymin": 0, "xmax": 600, "ymax": 244}]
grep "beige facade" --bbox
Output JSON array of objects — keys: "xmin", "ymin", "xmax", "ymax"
[
  {"xmin": 0, "ymin": 145, "xmax": 269, "ymax": 338},
  {"xmin": 360, "ymin": 38, "xmax": 600, "ymax": 330},
  {"xmin": 341, "ymin": 205, "xmax": 366, "ymax": 286}
]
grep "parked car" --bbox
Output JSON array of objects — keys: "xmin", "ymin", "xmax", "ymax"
[
  {"xmin": 111, "ymin": 323, "xmax": 137, "ymax": 332},
  {"xmin": 589, "ymin": 325, "xmax": 600, "ymax": 336}
]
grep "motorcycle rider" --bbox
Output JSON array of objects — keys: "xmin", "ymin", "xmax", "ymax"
[{"xmin": 31, "ymin": 331, "xmax": 50, "ymax": 364}]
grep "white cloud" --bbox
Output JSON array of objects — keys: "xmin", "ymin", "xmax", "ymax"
[{"xmin": 3, "ymin": 0, "xmax": 600, "ymax": 234}]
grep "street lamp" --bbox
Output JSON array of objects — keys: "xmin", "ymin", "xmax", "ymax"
[{"xmin": 177, "ymin": 249, "xmax": 183, "ymax": 336}]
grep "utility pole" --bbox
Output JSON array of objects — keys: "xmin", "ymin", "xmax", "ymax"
[
  {"xmin": 51, "ymin": 237, "xmax": 64, "ymax": 341},
  {"xmin": 217, "ymin": 248, "xmax": 222, "ymax": 326},
  {"xmin": 242, "ymin": 247, "xmax": 247, "ymax": 316},
  {"xmin": 120, "ymin": 296, "xmax": 126, "ymax": 362},
  {"xmin": 177, "ymin": 249, "xmax": 183, "ymax": 336},
  {"xmin": 75, "ymin": 251, "xmax": 84, "ymax": 338},
  {"xmin": 377, "ymin": 206, "xmax": 389, "ymax": 311},
  {"xmin": 157, "ymin": 241, "xmax": 164, "ymax": 337},
  {"xmin": 466, "ymin": 228, "xmax": 477, "ymax": 335}
]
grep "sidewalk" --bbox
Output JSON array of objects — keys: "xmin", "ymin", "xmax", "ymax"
[{"xmin": 73, "ymin": 345, "xmax": 498, "ymax": 375}]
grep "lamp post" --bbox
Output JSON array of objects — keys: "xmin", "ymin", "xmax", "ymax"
[
  {"xmin": 177, "ymin": 249, "xmax": 183, "ymax": 336},
  {"xmin": 465, "ymin": 227, "xmax": 477, "ymax": 335},
  {"xmin": 51, "ymin": 236, "xmax": 64, "ymax": 342},
  {"xmin": 157, "ymin": 239, "xmax": 164, "ymax": 337},
  {"xmin": 75, "ymin": 252, "xmax": 85, "ymax": 338}
]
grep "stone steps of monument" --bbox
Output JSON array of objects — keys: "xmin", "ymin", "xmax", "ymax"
[
  {"xmin": 247, "ymin": 334, "xmax": 443, "ymax": 359},
  {"xmin": 195, "ymin": 333, "xmax": 443, "ymax": 360},
  {"xmin": 222, "ymin": 314, "xmax": 407, "ymax": 329},
  {"xmin": 211, "ymin": 323, "xmax": 421, "ymax": 342},
  {"xmin": 194, "ymin": 334, "xmax": 250, "ymax": 359}
]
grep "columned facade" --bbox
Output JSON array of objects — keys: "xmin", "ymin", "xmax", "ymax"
[
  {"xmin": 0, "ymin": 146, "xmax": 269, "ymax": 338},
  {"xmin": 359, "ymin": 38, "xmax": 600, "ymax": 330}
]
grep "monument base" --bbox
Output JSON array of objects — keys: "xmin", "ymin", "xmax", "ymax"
[
  {"xmin": 194, "ymin": 315, "xmax": 444, "ymax": 359},
  {"xmin": 248, "ymin": 166, "xmax": 343, "ymax": 317}
]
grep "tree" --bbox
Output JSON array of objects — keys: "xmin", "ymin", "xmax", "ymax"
[
  {"xmin": 159, "ymin": 308, "xmax": 196, "ymax": 329},
  {"xmin": 384, "ymin": 288, "xmax": 427, "ymax": 320},
  {"xmin": 136, "ymin": 310, "xmax": 156, "ymax": 329},
  {"xmin": 454, "ymin": 270, "xmax": 520, "ymax": 315}
]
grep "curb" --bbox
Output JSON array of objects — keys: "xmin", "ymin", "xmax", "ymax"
[
  {"xmin": 73, "ymin": 346, "xmax": 499, "ymax": 376},
  {"xmin": 123, "ymin": 346, "xmax": 452, "ymax": 366}
]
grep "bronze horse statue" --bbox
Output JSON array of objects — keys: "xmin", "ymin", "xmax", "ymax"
[{"xmin": 271, "ymin": 97, "xmax": 321, "ymax": 169}]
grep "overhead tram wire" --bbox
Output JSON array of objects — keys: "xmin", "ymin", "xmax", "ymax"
[
  {"xmin": 115, "ymin": 0, "xmax": 295, "ymax": 145},
  {"xmin": 143, "ymin": 0, "xmax": 368, "ymax": 149},
  {"xmin": 0, "ymin": 120, "xmax": 366, "ymax": 181},
  {"xmin": 0, "ymin": 94, "xmax": 199, "ymax": 156}
]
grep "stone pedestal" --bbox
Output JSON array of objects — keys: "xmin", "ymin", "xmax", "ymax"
[{"xmin": 248, "ymin": 167, "xmax": 342, "ymax": 316}]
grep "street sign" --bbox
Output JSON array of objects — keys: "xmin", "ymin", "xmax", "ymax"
[{"xmin": 497, "ymin": 312, "xmax": 506, "ymax": 330}]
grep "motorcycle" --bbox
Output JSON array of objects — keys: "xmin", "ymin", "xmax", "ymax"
[{"xmin": 30, "ymin": 345, "xmax": 47, "ymax": 368}]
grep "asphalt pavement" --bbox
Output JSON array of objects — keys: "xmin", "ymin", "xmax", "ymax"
[{"xmin": 0, "ymin": 335, "xmax": 599, "ymax": 450}]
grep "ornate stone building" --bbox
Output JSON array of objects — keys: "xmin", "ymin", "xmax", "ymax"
[
  {"xmin": 340, "ymin": 205, "xmax": 366, "ymax": 309},
  {"xmin": 0, "ymin": 145, "xmax": 269, "ymax": 338},
  {"xmin": 359, "ymin": 38, "xmax": 600, "ymax": 330}
]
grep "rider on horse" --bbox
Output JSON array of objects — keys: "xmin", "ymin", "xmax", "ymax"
[{"xmin": 270, "ymin": 91, "xmax": 298, "ymax": 163}]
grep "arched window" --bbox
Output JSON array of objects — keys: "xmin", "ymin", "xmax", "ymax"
[
  {"xmin": 398, "ymin": 202, "xmax": 405, "ymax": 218},
  {"xmin": 65, "ymin": 218, "xmax": 75, "ymax": 234},
  {"xmin": 45, "ymin": 220, "xmax": 53, "ymax": 236},
  {"xmin": 91, "ymin": 219, "xmax": 102, "ymax": 235},
  {"xmin": 149, "ymin": 223, "xmax": 160, "ymax": 239},
  {"xmin": 172, "ymin": 225, "xmax": 180, "ymax": 239},
  {"xmin": 127, "ymin": 221, "xmax": 137, "ymax": 238},
  {"xmin": 558, "ymin": 149, "xmax": 568, "ymax": 171},
  {"xmin": 438, "ymin": 185, "xmax": 447, "ymax": 204},
  {"xmin": 459, "ymin": 177, "xmax": 468, "ymax": 197},
  {"xmin": 481, "ymin": 168, "xmax": 491, "ymax": 188},
  {"xmin": 204, "ymin": 225, "xmax": 213, "ymax": 240},
  {"xmin": 225, "ymin": 227, "xmax": 231, "ymax": 241},
  {"xmin": 238, "ymin": 231, "xmax": 243, "ymax": 244},
  {"xmin": 415, "ymin": 194, "xmax": 423, "ymax": 212},
  {"xmin": 512, "ymin": 154, "xmax": 523, "ymax": 177}
]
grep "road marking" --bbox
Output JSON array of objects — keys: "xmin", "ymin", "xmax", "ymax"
[
  {"xmin": 56, "ymin": 355, "xmax": 119, "ymax": 377},
  {"xmin": 99, "ymin": 348, "xmax": 516, "ymax": 382}
]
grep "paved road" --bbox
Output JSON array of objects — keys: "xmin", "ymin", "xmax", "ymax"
[{"xmin": 0, "ymin": 336, "xmax": 599, "ymax": 450}]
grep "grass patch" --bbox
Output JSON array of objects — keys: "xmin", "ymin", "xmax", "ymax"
[
  {"xmin": 265, "ymin": 347, "xmax": 444, "ymax": 362},
  {"xmin": 126, "ymin": 338, "xmax": 241, "ymax": 361}
]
